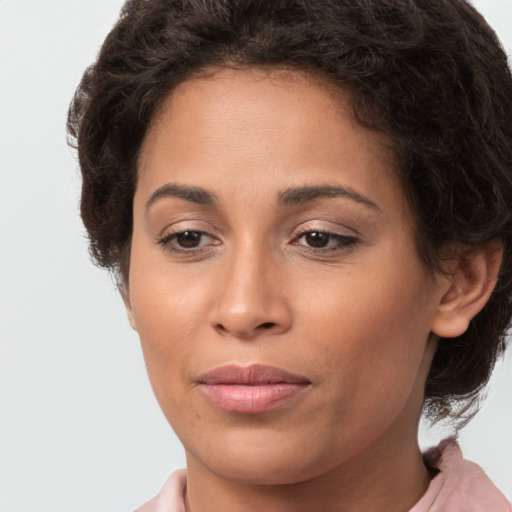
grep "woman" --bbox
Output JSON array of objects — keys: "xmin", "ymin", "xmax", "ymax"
[{"xmin": 68, "ymin": 0, "xmax": 512, "ymax": 510}]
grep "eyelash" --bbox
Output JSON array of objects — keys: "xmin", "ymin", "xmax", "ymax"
[
  {"xmin": 158, "ymin": 230, "xmax": 218, "ymax": 255},
  {"xmin": 157, "ymin": 228, "xmax": 358, "ymax": 256},
  {"xmin": 291, "ymin": 230, "xmax": 358, "ymax": 253}
]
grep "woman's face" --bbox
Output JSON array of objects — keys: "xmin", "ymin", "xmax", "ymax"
[{"xmin": 128, "ymin": 68, "xmax": 446, "ymax": 484}]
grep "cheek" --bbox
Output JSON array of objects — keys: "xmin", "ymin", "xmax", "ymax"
[
  {"xmin": 129, "ymin": 232, "xmax": 211, "ymax": 343},
  {"xmin": 127, "ymin": 246, "xmax": 211, "ymax": 407},
  {"xmin": 297, "ymin": 254, "xmax": 435, "ymax": 400}
]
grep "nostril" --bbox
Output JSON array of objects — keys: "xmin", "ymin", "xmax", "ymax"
[{"xmin": 213, "ymin": 321, "xmax": 282, "ymax": 337}]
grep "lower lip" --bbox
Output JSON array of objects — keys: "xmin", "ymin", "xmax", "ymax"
[{"xmin": 199, "ymin": 383, "xmax": 309, "ymax": 414}]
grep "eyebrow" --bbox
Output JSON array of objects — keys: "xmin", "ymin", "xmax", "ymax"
[
  {"xmin": 278, "ymin": 185, "xmax": 381, "ymax": 211},
  {"xmin": 145, "ymin": 183, "xmax": 218, "ymax": 209},
  {"xmin": 145, "ymin": 182, "xmax": 380, "ymax": 212}
]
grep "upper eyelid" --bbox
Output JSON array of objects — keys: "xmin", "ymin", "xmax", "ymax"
[
  {"xmin": 157, "ymin": 220, "xmax": 223, "ymax": 239},
  {"xmin": 293, "ymin": 222, "xmax": 360, "ymax": 238},
  {"xmin": 293, "ymin": 231, "xmax": 358, "ymax": 244},
  {"xmin": 295, "ymin": 230, "xmax": 357, "ymax": 238},
  {"xmin": 156, "ymin": 219, "xmax": 360, "ymax": 242}
]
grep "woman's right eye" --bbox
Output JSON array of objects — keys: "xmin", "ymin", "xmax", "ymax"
[{"xmin": 158, "ymin": 230, "xmax": 219, "ymax": 253}]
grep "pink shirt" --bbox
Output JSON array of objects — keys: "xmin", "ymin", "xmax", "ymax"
[
  {"xmin": 135, "ymin": 439, "xmax": 510, "ymax": 512},
  {"xmin": 410, "ymin": 438, "xmax": 510, "ymax": 512}
]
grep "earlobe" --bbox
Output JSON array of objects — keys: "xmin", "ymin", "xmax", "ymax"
[
  {"xmin": 126, "ymin": 306, "xmax": 138, "ymax": 331},
  {"xmin": 431, "ymin": 238, "xmax": 503, "ymax": 339},
  {"xmin": 121, "ymin": 284, "xmax": 138, "ymax": 331}
]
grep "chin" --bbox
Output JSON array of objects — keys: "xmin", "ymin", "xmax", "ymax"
[
  {"xmin": 184, "ymin": 426, "xmax": 347, "ymax": 486},
  {"xmin": 207, "ymin": 457, "xmax": 319, "ymax": 486}
]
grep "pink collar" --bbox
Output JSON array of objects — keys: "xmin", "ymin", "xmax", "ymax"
[{"xmin": 410, "ymin": 438, "xmax": 511, "ymax": 512}]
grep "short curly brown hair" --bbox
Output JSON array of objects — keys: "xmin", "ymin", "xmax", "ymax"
[{"xmin": 68, "ymin": 0, "xmax": 512, "ymax": 424}]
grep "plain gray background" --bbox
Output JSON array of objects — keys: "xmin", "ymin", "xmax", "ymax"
[{"xmin": 0, "ymin": 1, "xmax": 511, "ymax": 510}]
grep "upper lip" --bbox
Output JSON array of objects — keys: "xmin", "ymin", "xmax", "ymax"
[{"xmin": 197, "ymin": 364, "xmax": 310, "ymax": 385}]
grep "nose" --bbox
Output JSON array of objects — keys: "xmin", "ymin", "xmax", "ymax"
[{"xmin": 208, "ymin": 245, "xmax": 292, "ymax": 339}]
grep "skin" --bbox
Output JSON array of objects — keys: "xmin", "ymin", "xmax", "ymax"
[{"xmin": 125, "ymin": 68, "xmax": 498, "ymax": 512}]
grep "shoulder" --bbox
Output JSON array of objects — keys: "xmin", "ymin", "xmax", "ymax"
[{"xmin": 133, "ymin": 469, "xmax": 187, "ymax": 512}]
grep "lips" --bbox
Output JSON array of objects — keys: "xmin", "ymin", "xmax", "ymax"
[{"xmin": 197, "ymin": 364, "xmax": 311, "ymax": 414}]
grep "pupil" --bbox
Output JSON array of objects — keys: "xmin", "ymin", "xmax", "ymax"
[
  {"xmin": 306, "ymin": 232, "xmax": 328, "ymax": 248},
  {"xmin": 177, "ymin": 231, "xmax": 201, "ymax": 248}
]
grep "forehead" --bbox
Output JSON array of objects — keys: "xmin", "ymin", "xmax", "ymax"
[
  {"xmin": 142, "ymin": 68, "xmax": 347, "ymax": 162},
  {"xmin": 137, "ymin": 66, "xmax": 406, "ymax": 215}
]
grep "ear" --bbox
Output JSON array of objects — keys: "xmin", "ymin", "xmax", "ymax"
[
  {"xmin": 120, "ymin": 282, "xmax": 138, "ymax": 332},
  {"xmin": 431, "ymin": 238, "xmax": 503, "ymax": 338}
]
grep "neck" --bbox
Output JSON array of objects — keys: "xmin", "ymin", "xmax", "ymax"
[{"xmin": 185, "ymin": 425, "xmax": 430, "ymax": 512}]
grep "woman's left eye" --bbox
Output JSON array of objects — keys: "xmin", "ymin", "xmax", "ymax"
[{"xmin": 292, "ymin": 231, "xmax": 358, "ymax": 251}]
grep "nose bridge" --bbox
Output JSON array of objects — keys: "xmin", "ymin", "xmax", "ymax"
[{"xmin": 210, "ymin": 239, "xmax": 290, "ymax": 338}]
